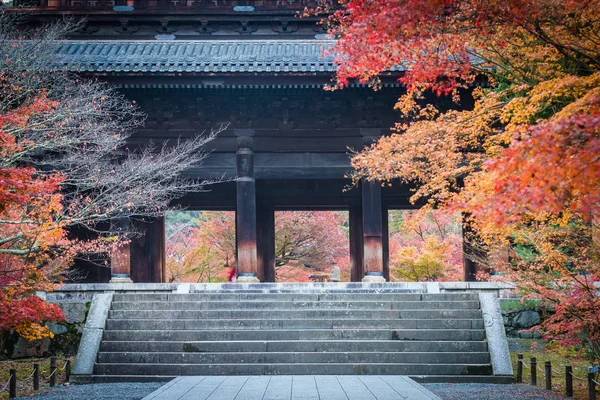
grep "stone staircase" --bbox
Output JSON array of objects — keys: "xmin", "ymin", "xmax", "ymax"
[{"xmin": 84, "ymin": 284, "xmax": 512, "ymax": 382}]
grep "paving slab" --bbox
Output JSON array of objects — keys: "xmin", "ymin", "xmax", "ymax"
[{"xmin": 142, "ymin": 375, "xmax": 441, "ymax": 400}]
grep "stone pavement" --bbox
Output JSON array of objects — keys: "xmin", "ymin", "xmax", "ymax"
[{"xmin": 142, "ymin": 375, "xmax": 441, "ymax": 400}]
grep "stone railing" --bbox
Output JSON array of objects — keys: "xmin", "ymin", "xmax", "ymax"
[{"xmin": 41, "ymin": 281, "xmax": 516, "ymax": 303}]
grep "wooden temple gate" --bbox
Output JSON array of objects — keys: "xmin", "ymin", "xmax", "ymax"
[{"xmin": 7, "ymin": 1, "xmax": 480, "ymax": 283}]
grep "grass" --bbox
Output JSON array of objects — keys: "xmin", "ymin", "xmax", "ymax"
[
  {"xmin": 509, "ymin": 339, "xmax": 597, "ymax": 400},
  {"xmin": 0, "ymin": 356, "xmax": 72, "ymax": 400}
]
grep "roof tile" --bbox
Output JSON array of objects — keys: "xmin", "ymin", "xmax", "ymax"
[{"xmin": 52, "ymin": 40, "xmax": 342, "ymax": 73}]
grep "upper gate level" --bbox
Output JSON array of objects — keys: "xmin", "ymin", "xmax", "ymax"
[
  {"xmin": 5, "ymin": 0, "xmax": 335, "ymax": 39},
  {"xmin": 11, "ymin": 0, "xmax": 333, "ymax": 11}
]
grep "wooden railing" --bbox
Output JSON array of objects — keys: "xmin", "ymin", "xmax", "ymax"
[{"xmin": 10, "ymin": 0, "xmax": 335, "ymax": 11}]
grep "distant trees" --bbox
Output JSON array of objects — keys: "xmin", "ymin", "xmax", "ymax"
[
  {"xmin": 166, "ymin": 212, "xmax": 235, "ymax": 283},
  {"xmin": 0, "ymin": 16, "xmax": 221, "ymax": 339},
  {"xmin": 389, "ymin": 211, "xmax": 463, "ymax": 282}
]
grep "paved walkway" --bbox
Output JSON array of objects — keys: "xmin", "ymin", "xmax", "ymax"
[{"xmin": 142, "ymin": 376, "xmax": 441, "ymax": 400}]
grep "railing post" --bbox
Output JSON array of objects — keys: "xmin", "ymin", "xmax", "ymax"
[
  {"xmin": 9, "ymin": 369, "xmax": 16, "ymax": 398},
  {"xmin": 531, "ymin": 357, "xmax": 537, "ymax": 386},
  {"xmin": 589, "ymin": 367, "xmax": 597, "ymax": 400},
  {"xmin": 545, "ymin": 361, "xmax": 552, "ymax": 390},
  {"xmin": 566, "ymin": 365, "xmax": 573, "ymax": 397},
  {"xmin": 33, "ymin": 363, "xmax": 39, "ymax": 390},
  {"xmin": 65, "ymin": 358, "xmax": 71, "ymax": 383},
  {"xmin": 517, "ymin": 354, "xmax": 523, "ymax": 383},
  {"xmin": 50, "ymin": 357, "xmax": 56, "ymax": 387}
]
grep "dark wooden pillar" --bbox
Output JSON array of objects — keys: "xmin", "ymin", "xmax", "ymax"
[
  {"xmin": 349, "ymin": 206, "xmax": 364, "ymax": 282},
  {"xmin": 257, "ymin": 204, "xmax": 275, "ymax": 282},
  {"xmin": 382, "ymin": 206, "xmax": 390, "ymax": 281},
  {"xmin": 361, "ymin": 179, "xmax": 386, "ymax": 282},
  {"xmin": 130, "ymin": 216, "xmax": 165, "ymax": 283},
  {"xmin": 462, "ymin": 214, "xmax": 477, "ymax": 282},
  {"xmin": 109, "ymin": 218, "xmax": 132, "ymax": 283},
  {"xmin": 235, "ymin": 135, "xmax": 259, "ymax": 282}
]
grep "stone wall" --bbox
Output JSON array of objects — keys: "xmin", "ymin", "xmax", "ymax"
[{"xmin": 500, "ymin": 299, "xmax": 546, "ymax": 339}]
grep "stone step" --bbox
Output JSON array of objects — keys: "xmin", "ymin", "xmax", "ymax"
[
  {"xmin": 108, "ymin": 309, "xmax": 403, "ymax": 320},
  {"xmin": 102, "ymin": 328, "xmax": 485, "ymax": 342},
  {"xmin": 112, "ymin": 292, "xmax": 479, "ymax": 302},
  {"xmin": 99, "ymin": 340, "xmax": 488, "ymax": 353},
  {"xmin": 107, "ymin": 309, "xmax": 482, "ymax": 320},
  {"xmin": 110, "ymin": 300, "xmax": 480, "ymax": 311},
  {"xmin": 96, "ymin": 351, "xmax": 491, "ymax": 364},
  {"xmin": 93, "ymin": 362, "xmax": 493, "ymax": 376},
  {"xmin": 105, "ymin": 318, "xmax": 483, "ymax": 331}
]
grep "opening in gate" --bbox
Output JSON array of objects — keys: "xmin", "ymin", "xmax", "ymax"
[
  {"xmin": 274, "ymin": 211, "xmax": 350, "ymax": 283},
  {"xmin": 165, "ymin": 210, "xmax": 235, "ymax": 283},
  {"xmin": 387, "ymin": 210, "xmax": 463, "ymax": 282}
]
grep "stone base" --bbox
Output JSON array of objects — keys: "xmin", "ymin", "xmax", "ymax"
[
  {"xmin": 109, "ymin": 277, "xmax": 133, "ymax": 283},
  {"xmin": 236, "ymin": 275, "xmax": 260, "ymax": 283},
  {"xmin": 361, "ymin": 274, "xmax": 386, "ymax": 283}
]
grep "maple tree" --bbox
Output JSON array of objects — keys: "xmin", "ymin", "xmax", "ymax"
[
  {"xmin": 319, "ymin": 0, "xmax": 600, "ymax": 359},
  {"xmin": 0, "ymin": 16, "xmax": 220, "ymax": 340},
  {"xmin": 165, "ymin": 211, "xmax": 349, "ymax": 283},
  {"xmin": 166, "ymin": 212, "xmax": 235, "ymax": 283},
  {"xmin": 388, "ymin": 211, "xmax": 463, "ymax": 282}
]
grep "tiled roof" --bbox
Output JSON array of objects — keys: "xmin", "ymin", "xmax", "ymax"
[{"xmin": 52, "ymin": 40, "xmax": 349, "ymax": 73}]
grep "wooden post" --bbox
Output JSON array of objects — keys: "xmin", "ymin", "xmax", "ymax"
[
  {"xmin": 33, "ymin": 363, "xmax": 39, "ymax": 390},
  {"xmin": 545, "ymin": 361, "xmax": 552, "ymax": 390},
  {"xmin": 257, "ymin": 204, "xmax": 275, "ymax": 282},
  {"xmin": 236, "ymin": 135, "xmax": 259, "ymax": 282},
  {"xmin": 382, "ymin": 205, "xmax": 390, "ymax": 281},
  {"xmin": 9, "ymin": 369, "xmax": 16, "ymax": 398},
  {"xmin": 50, "ymin": 357, "xmax": 56, "ymax": 387},
  {"xmin": 361, "ymin": 179, "xmax": 385, "ymax": 282},
  {"xmin": 110, "ymin": 218, "xmax": 132, "ymax": 283},
  {"xmin": 65, "ymin": 358, "xmax": 71, "ymax": 383},
  {"xmin": 349, "ymin": 205, "xmax": 364, "ymax": 282},
  {"xmin": 517, "ymin": 354, "xmax": 523, "ymax": 383},
  {"xmin": 589, "ymin": 367, "xmax": 597, "ymax": 400},
  {"xmin": 531, "ymin": 357, "xmax": 537, "ymax": 386},
  {"xmin": 462, "ymin": 214, "xmax": 477, "ymax": 281},
  {"xmin": 130, "ymin": 216, "xmax": 166, "ymax": 283},
  {"xmin": 566, "ymin": 366, "xmax": 573, "ymax": 397}
]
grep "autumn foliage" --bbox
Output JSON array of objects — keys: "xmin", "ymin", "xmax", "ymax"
[
  {"xmin": 388, "ymin": 211, "xmax": 463, "ymax": 282},
  {"xmin": 322, "ymin": 0, "xmax": 600, "ymax": 359},
  {"xmin": 0, "ymin": 97, "xmax": 67, "ymax": 340}
]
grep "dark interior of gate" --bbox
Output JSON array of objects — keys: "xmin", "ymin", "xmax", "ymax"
[
  {"xmin": 89, "ymin": 81, "xmax": 427, "ymax": 283},
  {"xmin": 115, "ymin": 85, "xmax": 427, "ymax": 284}
]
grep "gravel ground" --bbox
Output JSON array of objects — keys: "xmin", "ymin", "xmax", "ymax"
[
  {"xmin": 425, "ymin": 383, "xmax": 570, "ymax": 399},
  {"xmin": 14, "ymin": 382, "xmax": 163, "ymax": 399}
]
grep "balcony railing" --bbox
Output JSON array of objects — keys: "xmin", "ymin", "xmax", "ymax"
[{"xmin": 10, "ymin": 0, "xmax": 335, "ymax": 11}]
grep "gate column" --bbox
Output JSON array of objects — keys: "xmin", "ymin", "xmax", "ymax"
[
  {"xmin": 349, "ymin": 206, "xmax": 364, "ymax": 282},
  {"xmin": 235, "ymin": 134, "xmax": 260, "ymax": 282},
  {"xmin": 361, "ymin": 179, "xmax": 386, "ymax": 282},
  {"xmin": 257, "ymin": 204, "xmax": 275, "ymax": 282}
]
